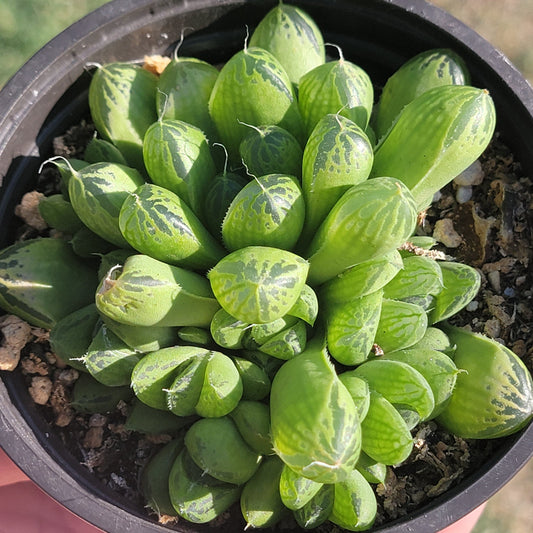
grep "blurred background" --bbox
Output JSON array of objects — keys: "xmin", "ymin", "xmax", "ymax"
[
  {"xmin": 0, "ymin": 0, "xmax": 532, "ymax": 86},
  {"xmin": 0, "ymin": 0, "xmax": 108, "ymax": 86},
  {"xmin": 0, "ymin": 1, "xmax": 531, "ymax": 532}
]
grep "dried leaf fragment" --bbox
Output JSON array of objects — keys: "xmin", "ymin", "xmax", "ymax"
[
  {"xmin": 452, "ymin": 201, "xmax": 495, "ymax": 266},
  {"xmin": 376, "ymin": 469, "xmax": 408, "ymax": 518}
]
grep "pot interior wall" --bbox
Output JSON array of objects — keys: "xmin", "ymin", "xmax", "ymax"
[{"xmin": 0, "ymin": 1, "xmax": 532, "ymax": 532}]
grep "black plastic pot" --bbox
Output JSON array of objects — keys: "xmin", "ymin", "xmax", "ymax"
[{"xmin": 0, "ymin": 1, "xmax": 532, "ymax": 532}]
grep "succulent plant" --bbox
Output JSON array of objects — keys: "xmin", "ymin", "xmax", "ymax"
[{"xmin": 1, "ymin": 6, "xmax": 531, "ymax": 532}]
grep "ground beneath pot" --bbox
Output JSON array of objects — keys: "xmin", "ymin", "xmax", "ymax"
[
  {"xmin": 1, "ymin": 118, "xmax": 532, "ymax": 531},
  {"xmin": 472, "ymin": 460, "xmax": 533, "ymax": 533}
]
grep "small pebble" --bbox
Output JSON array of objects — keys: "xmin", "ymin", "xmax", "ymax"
[
  {"xmin": 83, "ymin": 426, "xmax": 104, "ymax": 449},
  {"xmin": 108, "ymin": 423, "xmax": 130, "ymax": 440},
  {"xmin": 466, "ymin": 301, "xmax": 479, "ymax": 312},
  {"xmin": 116, "ymin": 400, "xmax": 129, "ymax": 417},
  {"xmin": 20, "ymin": 355, "xmax": 49, "ymax": 376},
  {"xmin": 49, "ymin": 382, "xmax": 74, "ymax": 427},
  {"xmin": 503, "ymin": 287, "xmax": 515, "ymax": 298},
  {"xmin": 0, "ymin": 315, "xmax": 33, "ymax": 371},
  {"xmin": 110, "ymin": 473, "xmax": 129, "ymax": 489},
  {"xmin": 30, "ymin": 328, "xmax": 49, "ymax": 343},
  {"xmin": 484, "ymin": 318, "xmax": 501, "ymax": 338},
  {"xmin": 511, "ymin": 340, "xmax": 526, "ymax": 357},
  {"xmin": 433, "ymin": 218, "xmax": 463, "ymax": 248},
  {"xmin": 89, "ymin": 413, "xmax": 107, "ymax": 428},
  {"xmin": 414, "ymin": 438, "xmax": 427, "ymax": 450},
  {"xmin": 28, "ymin": 376, "xmax": 53, "ymax": 405},
  {"xmin": 45, "ymin": 352, "xmax": 57, "ymax": 365},
  {"xmin": 55, "ymin": 412, "xmax": 74, "ymax": 428},
  {"xmin": 56, "ymin": 368, "xmax": 79, "ymax": 386},
  {"xmin": 411, "ymin": 490, "xmax": 427, "ymax": 506},
  {"xmin": 455, "ymin": 186, "xmax": 472, "ymax": 204},
  {"xmin": 517, "ymin": 303, "xmax": 533, "ymax": 320},
  {"xmin": 14, "ymin": 191, "xmax": 47, "ymax": 231},
  {"xmin": 143, "ymin": 54, "xmax": 171, "ymax": 75},
  {"xmin": 437, "ymin": 192, "xmax": 456, "ymax": 209},
  {"xmin": 454, "ymin": 160, "xmax": 484, "ymax": 186},
  {"xmin": 487, "ymin": 270, "xmax": 501, "ymax": 293}
]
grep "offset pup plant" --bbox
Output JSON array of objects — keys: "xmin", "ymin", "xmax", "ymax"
[{"xmin": 0, "ymin": 2, "xmax": 532, "ymax": 532}]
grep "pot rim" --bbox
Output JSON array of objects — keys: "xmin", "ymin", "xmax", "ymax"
[{"xmin": 0, "ymin": 1, "xmax": 532, "ymax": 532}]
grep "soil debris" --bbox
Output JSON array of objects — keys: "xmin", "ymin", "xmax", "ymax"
[
  {"xmin": 433, "ymin": 218, "xmax": 463, "ymax": 248},
  {"xmin": 0, "ymin": 315, "xmax": 33, "ymax": 371},
  {"xmin": 28, "ymin": 376, "xmax": 53, "ymax": 405},
  {"xmin": 14, "ymin": 191, "xmax": 47, "ymax": 231}
]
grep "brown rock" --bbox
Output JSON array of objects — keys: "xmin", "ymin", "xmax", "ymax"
[
  {"xmin": 454, "ymin": 160, "xmax": 485, "ymax": 186},
  {"xmin": 83, "ymin": 426, "xmax": 105, "ymax": 449},
  {"xmin": 143, "ymin": 54, "xmax": 171, "ymax": 75},
  {"xmin": 433, "ymin": 218, "xmax": 463, "ymax": 248},
  {"xmin": 89, "ymin": 413, "xmax": 107, "ymax": 428},
  {"xmin": 49, "ymin": 382, "xmax": 74, "ymax": 427},
  {"xmin": 20, "ymin": 352, "xmax": 49, "ymax": 376},
  {"xmin": 14, "ymin": 191, "xmax": 48, "ymax": 231},
  {"xmin": 28, "ymin": 376, "xmax": 53, "ymax": 405},
  {"xmin": 0, "ymin": 315, "xmax": 33, "ymax": 371},
  {"xmin": 55, "ymin": 368, "xmax": 79, "ymax": 387},
  {"xmin": 484, "ymin": 318, "xmax": 502, "ymax": 338}
]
